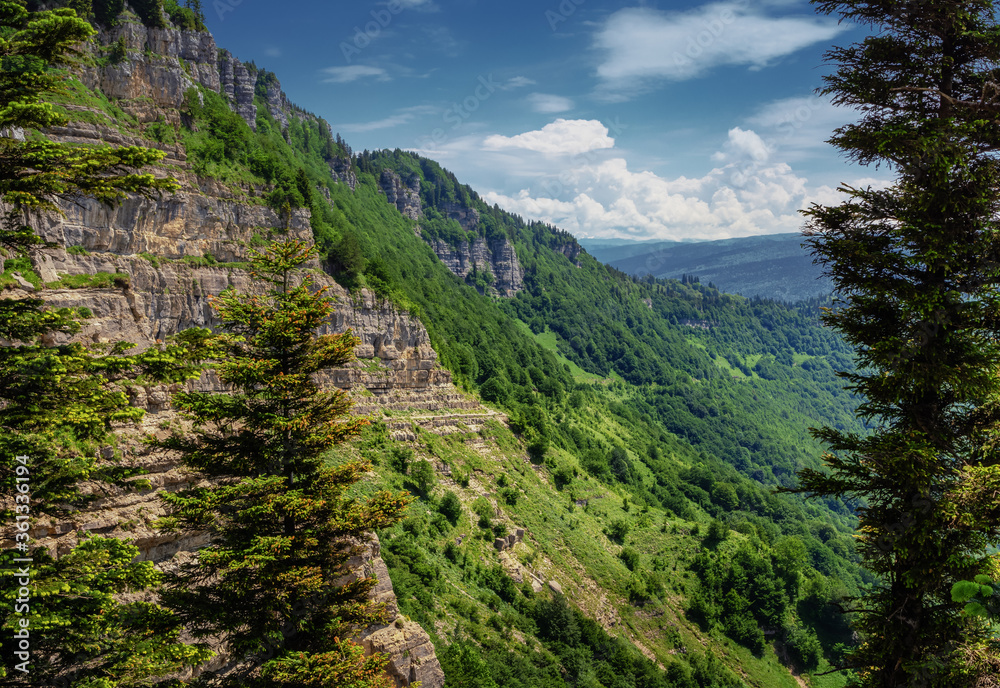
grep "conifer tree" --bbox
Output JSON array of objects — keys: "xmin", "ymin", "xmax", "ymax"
[
  {"xmin": 157, "ymin": 240, "xmax": 410, "ymax": 687},
  {"xmin": 1, "ymin": 1, "xmax": 212, "ymax": 684},
  {"xmin": 799, "ymin": 1, "xmax": 1000, "ymax": 685}
]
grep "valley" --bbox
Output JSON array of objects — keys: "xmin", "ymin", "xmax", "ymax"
[{"xmin": 0, "ymin": 4, "xmax": 874, "ymax": 688}]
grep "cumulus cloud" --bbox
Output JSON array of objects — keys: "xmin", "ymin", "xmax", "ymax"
[
  {"xmin": 594, "ymin": 4, "xmax": 844, "ymax": 95},
  {"xmin": 483, "ymin": 154, "xmax": 808, "ymax": 240},
  {"xmin": 413, "ymin": 118, "xmax": 889, "ymax": 241},
  {"xmin": 527, "ymin": 93, "xmax": 575, "ymax": 114},
  {"xmin": 320, "ymin": 65, "xmax": 389, "ymax": 83},
  {"xmin": 477, "ymin": 122, "xmax": 825, "ymax": 240},
  {"xmin": 712, "ymin": 127, "xmax": 771, "ymax": 163},
  {"xmin": 483, "ymin": 119, "xmax": 615, "ymax": 156}
]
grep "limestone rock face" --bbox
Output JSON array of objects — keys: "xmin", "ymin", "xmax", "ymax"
[
  {"xmin": 217, "ymin": 50, "xmax": 258, "ymax": 129},
  {"xmin": 13, "ymin": 21, "xmax": 449, "ymax": 686},
  {"xmin": 379, "ymin": 169, "xmax": 422, "ymax": 221},
  {"xmin": 263, "ymin": 77, "xmax": 290, "ymax": 131},
  {"xmin": 81, "ymin": 18, "xmax": 219, "ymax": 118},
  {"xmin": 376, "ymin": 170, "xmax": 525, "ymax": 295},
  {"xmin": 330, "ymin": 156, "xmax": 358, "ymax": 191},
  {"xmin": 429, "ymin": 236, "xmax": 525, "ymax": 297},
  {"xmin": 553, "ymin": 240, "xmax": 582, "ymax": 264},
  {"xmin": 345, "ymin": 537, "xmax": 446, "ymax": 688}
]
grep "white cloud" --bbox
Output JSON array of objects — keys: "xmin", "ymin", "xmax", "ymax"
[
  {"xmin": 320, "ymin": 65, "xmax": 389, "ymax": 84},
  {"xmin": 483, "ymin": 153, "xmax": 809, "ymax": 240},
  {"xmin": 475, "ymin": 122, "xmax": 831, "ymax": 240},
  {"xmin": 394, "ymin": 0, "xmax": 438, "ymax": 9},
  {"xmin": 743, "ymin": 94, "xmax": 861, "ymax": 161},
  {"xmin": 483, "ymin": 119, "xmax": 615, "ymax": 156},
  {"xmin": 594, "ymin": 4, "xmax": 844, "ymax": 94},
  {"xmin": 338, "ymin": 105, "xmax": 437, "ymax": 133},
  {"xmin": 502, "ymin": 76, "xmax": 537, "ymax": 90},
  {"xmin": 713, "ymin": 127, "xmax": 771, "ymax": 163},
  {"xmin": 527, "ymin": 93, "xmax": 575, "ymax": 114},
  {"xmin": 414, "ymin": 118, "xmax": 890, "ymax": 241},
  {"xmin": 264, "ymin": 46, "xmax": 282, "ymax": 58}
]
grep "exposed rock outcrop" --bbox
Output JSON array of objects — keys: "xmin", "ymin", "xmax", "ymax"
[
  {"xmin": 262, "ymin": 75, "xmax": 290, "ymax": 131},
  {"xmin": 379, "ymin": 169, "xmax": 422, "ymax": 221},
  {"xmin": 376, "ymin": 170, "xmax": 525, "ymax": 295},
  {"xmin": 217, "ymin": 49, "xmax": 257, "ymax": 129},
  {"xmin": 430, "ymin": 236, "xmax": 525, "ymax": 297},
  {"xmin": 9, "ymin": 18, "xmax": 450, "ymax": 686},
  {"xmin": 330, "ymin": 156, "xmax": 358, "ymax": 190},
  {"xmin": 348, "ymin": 537, "xmax": 446, "ymax": 688},
  {"xmin": 553, "ymin": 240, "xmax": 582, "ymax": 264},
  {"xmin": 82, "ymin": 17, "xmax": 220, "ymax": 118}
]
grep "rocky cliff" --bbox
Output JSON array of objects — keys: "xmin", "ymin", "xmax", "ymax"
[
  {"xmin": 217, "ymin": 49, "xmax": 257, "ymax": 129},
  {"xmin": 378, "ymin": 170, "xmax": 525, "ymax": 296},
  {"xmin": 9, "ymin": 12, "xmax": 448, "ymax": 687},
  {"xmin": 379, "ymin": 168, "xmax": 422, "ymax": 221}
]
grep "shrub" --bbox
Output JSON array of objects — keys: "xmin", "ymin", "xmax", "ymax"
[
  {"xmin": 407, "ymin": 459, "xmax": 435, "ymax": 498},
  {"xmin": 619, "ymin": 546, "xmax": 640, "ymax": 572},
  {"xmin": 785, "ymin": 625, "xmax": 823, "ymax": 671},
  {"xmin": 479, "ymin": 376, "xmax": 510, "ymax": 404},
  {"xmin": 438, "ymin": 490, "xmax": 462, "ymax": 525},
  {"xmin": 387, "ymin": 445, "xmax": 413, "ymax": 473},
  {"xmin": 605, "ymin": 518, "xmax": 631, "ymax": 545}
]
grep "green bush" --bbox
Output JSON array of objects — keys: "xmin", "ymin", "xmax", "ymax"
[
  {"xmin": 619, "ymin": 546, "xmax": 640, "ymax": 571},
  {"xmin": 407, "ymin": 459, "xmax": 435, "ymax": 498},
  {"xmin": 438, "ymin": 490, "xmax": 462, "ymax": 525},
  {"xmin": 387, "ymin": 445, "xmax": 412, "ymax": 473},
  {"xmin": 785, "ymin": 624, "xmax": 822, "ymax": 671},
  {"xmin": 605, "ymin": 518, "xmax": 630, "ymax": 545}
]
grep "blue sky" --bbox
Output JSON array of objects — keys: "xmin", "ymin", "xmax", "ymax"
[{"xmin": 206, "ymin": 0, "xmax": 885, "ymax": 241}]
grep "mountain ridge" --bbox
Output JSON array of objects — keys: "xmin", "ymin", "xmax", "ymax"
[
  {"xmin": 581, "ymin": 234, "xmax": 834, "ymax": 303},
  {"xmin": 4, "ymin": 5, "xmax": 867, "ymax": 687}
]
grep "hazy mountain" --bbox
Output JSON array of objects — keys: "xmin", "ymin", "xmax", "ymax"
[{"xmin": 581, "ymin": 234, "xmax": 834, "ymax": 302}]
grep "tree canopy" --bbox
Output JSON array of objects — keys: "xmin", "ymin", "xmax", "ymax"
[
  {"xmin": 799, "ymin": 0, "xmax": 1000, "ymax": 685},
  {"xmin": 157, "ymin": 241, "xmax": 411, "ymax": 687}
]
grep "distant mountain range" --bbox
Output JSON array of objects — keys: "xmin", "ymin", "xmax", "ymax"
[{"xmin": 580, "ymin": 233, "xmax": 833, "ymax": 302}]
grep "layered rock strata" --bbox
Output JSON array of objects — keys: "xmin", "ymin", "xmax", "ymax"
[
  {"xmin": 217, "ymin": 49, "xmax": 257, "ymax": 128},
  {"xmin": 377, "ymin": 170, "xmax": 525, "ymax": 295},
  {"xmin": 379, "ymin": 169, "xmax": 422, "ymax": 221},
  {"xmin": 5, "ymin": 14, "xmax": 451, "ymax": 685}
]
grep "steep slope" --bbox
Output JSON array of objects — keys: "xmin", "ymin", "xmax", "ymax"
[
  {"xmin": 10, "ymin": 4, "xmax": 869, "ymax": 687},
  {"xmin": 6, "ymin": 11, "xmax": 449, "ymax": 687}
]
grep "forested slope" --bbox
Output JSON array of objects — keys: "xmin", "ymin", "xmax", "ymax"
[
  {"xmin": 9, "ymin": 5, "xmax": 874, "ymax": 683},
  {"xmin": 172, "ymin": 95, "xmax": 870, "ymax": 680}
]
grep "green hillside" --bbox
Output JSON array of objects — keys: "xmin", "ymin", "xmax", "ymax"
[
  {"xmin": 170, "ymin": 86, "xmax": 870, "ymax": 683},
  {"xmin": 15, "ymin": 20, "xmax": 872, "ymax": 684}
]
